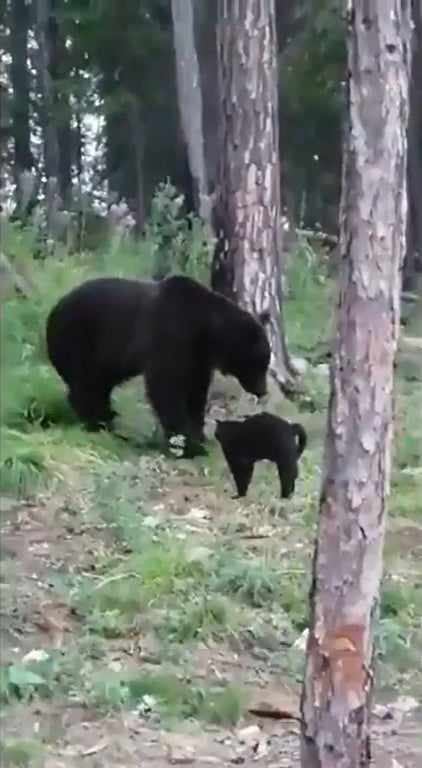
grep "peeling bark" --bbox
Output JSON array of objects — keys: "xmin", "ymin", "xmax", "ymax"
[
  {"xmin": 212, "ymin": 0, "xmax": 298, "ymax": 394},
  {"xmin": 300, "ymin": 3, "xmax": 412, "ymax": 767}
]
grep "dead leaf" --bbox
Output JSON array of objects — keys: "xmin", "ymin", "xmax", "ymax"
[
  {"xmin": 237, "ymin": 724, "xmax": 261, "ymax": 745},
  {"xmin": 36, "ymin": 602, "xmax": 74, "ymax": 648},
  {"xmin": 248, "ymin": 685, "xmax": 300, "ymax": 720},
  {"xmin": 293, "ymin": 628, "xmax": 309, "ymax": 651},
  {"xmin": 373, "ymin": 704, "xmax": 394, "ymax": 720},
  {"xmin": 165, "ymin": 743, "xmax": 195, "ymax": 764},
  {"xmin": 185, "ymin": 507, "xmax": 211, "ymax": 521},
  {"xmin": 185, "ymin": 545, "xmax": 213, "ymax": 564},
  {"xmin": 253, "ymin": 738, "xmax": 268, "ymax": 759},
  {"xmin": 391, "ymin": 695, "xmax": 419, "ymax": 714},
  {"xmin": 80, "ymin": 741, "xmax": 108, "ymax": 757}
]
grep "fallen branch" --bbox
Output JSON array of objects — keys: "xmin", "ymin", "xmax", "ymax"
[{"xmin": 296, "ymin": 228, "xmax": 339, "ymax": 247}]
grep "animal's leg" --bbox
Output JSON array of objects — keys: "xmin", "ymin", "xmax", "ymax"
[
  {"xmin": 145, "ymin": 367, "xmax": 199, "ymax": 457},
  {"xmin": 278, "ymin": 461, "xmax": 297, "ymax": 499},
  {"xmin": 186, "ymin": 364, "xmax": 212, "ymax": 444},
  {"xmin": 222, "ymin": 449, "xmax": 254, "ymax": 498},
  {"xmin": 68, "ymin": 381, "xmax": 115, "ymax": 432}
]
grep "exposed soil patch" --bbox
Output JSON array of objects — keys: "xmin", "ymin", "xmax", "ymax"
[{"xmin": 1, "ymin": 488, "xmax": 421, "ymax": 768}]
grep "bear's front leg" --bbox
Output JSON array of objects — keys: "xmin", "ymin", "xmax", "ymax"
[
  {"xmin": 186, "ymin": 363, "xmax": 212, "ymax": 447},
  {"xmin": 145, "ymin": 367, "xmax": 202, "ymax": 458}
]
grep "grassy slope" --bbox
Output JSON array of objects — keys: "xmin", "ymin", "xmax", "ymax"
[{"xmin": 1, "ymin": 221, "xmax": 421, "ymax": 741}]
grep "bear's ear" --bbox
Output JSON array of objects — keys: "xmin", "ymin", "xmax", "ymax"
[{"xmin": 258, "ymin": 310, "xmax": 271, "ymax": 327}]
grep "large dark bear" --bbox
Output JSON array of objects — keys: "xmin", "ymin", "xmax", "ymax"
[
  {"xmin": 215, "ymin": 412, "xmax": 307, "ymax": 498},
  {"xmin": 46, "ymin": 275, "xmax": 271, "ymax": 457}
]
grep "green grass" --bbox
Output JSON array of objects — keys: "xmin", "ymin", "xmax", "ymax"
[{"xmin": 1, "ymin": 217, "xmax": 422, "ymax": 727}]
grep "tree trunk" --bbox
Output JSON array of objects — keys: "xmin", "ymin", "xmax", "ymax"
[
  {"xmin": 300, "ymin": 3, "xmax": 412, "ymax": 767},
  {"xmin": 404, "ymin": 0, "xmax": 422, "ymax": 293},
  {"xmin": 128, "ymin": 99, "xmax": 145, "ymax": 236},
  {"xmin": 35, "ymin": 0, "xmax": 61, "ymax": 236},
  {"xmin": 195, "ymin": 0, "xmax": 219, "ymax": 197},
  {"xmin": 47, "ymin": 13, "xmax": 73, "ymax": 207},
  {"xmin": 10, "ymin": 0, "xmax": 34, "ymax": 218},
  {"xmin": 171, "ymin": 0, "xmax": 211, "ymax": 225},
  {"xmin": 101, "ymin": 60, "xmax": 145, "ymax": 234},
  {"xmin": 212, "ymin": 0, "xmax": 298, "ymax": 394}
]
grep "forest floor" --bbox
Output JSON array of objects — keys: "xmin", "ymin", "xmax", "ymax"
[
  {"xmin": 1, "ymin": 366, "xmax": 422, "ymax": 767},
  {"xmin": 1, "ymin": 243, "xmax": 421, "ymax": 766}
]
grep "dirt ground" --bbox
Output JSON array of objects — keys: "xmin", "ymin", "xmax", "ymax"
[{"xmin": 1, "ymin": 489, "xmax": 421, "ymax": 768}]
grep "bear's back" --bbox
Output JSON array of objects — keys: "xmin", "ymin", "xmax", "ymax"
[{"xmin": 46, "ymin": 277, "xmax": 158, "ymax": 374}]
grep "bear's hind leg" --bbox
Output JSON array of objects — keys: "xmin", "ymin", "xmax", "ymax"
[{"xmin": 68, "ymin": 382, "xmax": 115, "ymax": 432}]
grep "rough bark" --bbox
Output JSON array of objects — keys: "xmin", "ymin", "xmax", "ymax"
[
  {"xmin": 171, "ymin": 0, "xmax": 211, "ymax": 225},
  {"xmin": 404, "ymin": 0, "xmax": 422, "ymax": 292},
  {"xmin": 300, "ymin": 3, "xmax": 412, "ymax": 767},
  {"xmin": 212, "ymin": 0, "xmax": 298, "ymax": 394}
]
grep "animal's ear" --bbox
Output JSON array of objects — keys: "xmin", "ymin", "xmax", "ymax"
[{"xmin": 258, "ymin": 310, "xmax": 271, "ymax": 327}]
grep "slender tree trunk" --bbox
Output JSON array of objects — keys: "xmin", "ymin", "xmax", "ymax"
[
  {"xmin": 102, "ymin": 60, "xmax": 145, "ymax": 234},
  {"xmin": 10, "ymin": 0, "xmax": 34, "ymax": 218},
  {"xmin": 212, "ymin": 0, "xmax": 298, "ymax": 394},
  {"xmin": 404, "ymin": 0, "xmax": 422, "ymax": 293},
  {"xmin": 47, "ymin": 14, "xmax": 73, "ymax": 207},
  {"xmin": 195, "ymin": 0, "xmax": 219, "ymax": 197},
  {"xmin": 35, "ymin": 0, "xmax": 61, "ymax": 236},
  {"xmin": 300, "ymin": 3, "xmax": 412, "ymax": 767},
  {"xmin": 171, "ymin": 0, "xmax": 210, "ymax": 225},
  {"xmin": 128, "ymin": 99, "xmax": 145, "ymax": 236}
]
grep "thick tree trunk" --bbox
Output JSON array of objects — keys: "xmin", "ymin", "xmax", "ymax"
[
  {"xmin": 300, "ymin": 3, "xmax": 412, "ymax": 767},
  {"xmin": 171, "ymin": 0, "xmax": 210, "ymax": 225},
  {"xmin": 212, "ymin": 0, "xmax": 298, "ymax": 394},
  {"xmin": 404, "ymin": 0, "xmax": 422, "ymax": 293}
]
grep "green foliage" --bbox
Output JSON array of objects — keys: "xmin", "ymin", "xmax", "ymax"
[
  {"xmin": 1, "ymin": 738, "xmax": 44, "ymax": 767},
  {"xmin": 281, "ymin": 0, "xmax": 346, "ymax": 227},
  {"xmin": 146, "ymin": 180, "xmax": 212, "ymax": 282}
]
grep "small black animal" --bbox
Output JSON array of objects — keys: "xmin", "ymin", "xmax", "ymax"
[
  {"xmin": 215, "ymin": 412, "xmax": 307, "ymax": 499},
  {"xmin": 46, "ymin": 274, "xmax": 271, "ymax": 457}
]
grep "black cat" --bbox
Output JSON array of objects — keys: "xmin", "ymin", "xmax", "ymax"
[{"xmin": 215, "ymin": 412, "xmax": 307, "ymax": 498}]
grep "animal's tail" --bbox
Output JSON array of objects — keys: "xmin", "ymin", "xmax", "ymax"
[{"xmin": 292, "ymin": 423, "xmax": 307, "ymax": 457}]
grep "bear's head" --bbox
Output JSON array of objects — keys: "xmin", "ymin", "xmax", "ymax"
[{"xmin": 216, "ymin": 309, "xmax": 271, "ymax": 398}]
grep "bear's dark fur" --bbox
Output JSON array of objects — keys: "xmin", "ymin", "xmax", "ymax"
[
  {"xmin": 215, "ymin": 412, "xmax": 307, "ymax": 498},
  {"xmin": 46, "ymin": 275, "xmax": 271, "ymax": 456}
]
